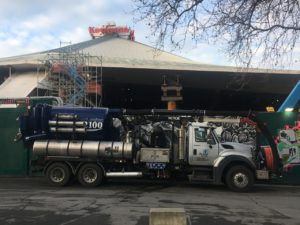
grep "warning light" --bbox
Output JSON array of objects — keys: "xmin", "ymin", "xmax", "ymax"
[
  {"xmin": 284, "ymin": 108, "xmax": 294, "ymax": 112},
  {"xmin": 266, "ymin": 106, "xmax": 275, "ymax": 112}
]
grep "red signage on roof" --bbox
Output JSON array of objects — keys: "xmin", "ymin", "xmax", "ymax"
[
  {"xmin": 88, "ymin": 24, "xmax": 135, "ymax": 41},
  {"xmin": 89, "ymin": 27, "xmax": 130, "ymax": 34}
]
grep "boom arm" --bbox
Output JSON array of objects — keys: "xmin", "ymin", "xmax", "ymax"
[{"xmin": 278, "ymin": 80, "xmax": 300, "ymax": 112}]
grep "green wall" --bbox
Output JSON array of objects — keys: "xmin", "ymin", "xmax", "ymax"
[
  {"xmin": 258, "ymin": 112, "xmax": 300, "ymax": 184},
  {"xmin": 0, "ymin": 108, "xmax": 29, "ymax": 176},
  {"xmin": 258, "ymin": 112, "xmax": 298, "ymax": 137},
  {"xmin": 0, "ymin": 97, "xmax": 61, "ymax": 176}
]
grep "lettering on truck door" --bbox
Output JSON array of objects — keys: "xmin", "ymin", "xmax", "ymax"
[{"xmin": 189, "ymin": 127, "xmax": 219, "ymax": 166}]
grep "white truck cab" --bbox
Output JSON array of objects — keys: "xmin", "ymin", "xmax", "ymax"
[
  {"xmin": 188, "ymin": 123, "xmax": 253, "ymax": 165},
  {"xmin": 186, "ymin": 123, "xmax": 263, "ymax": 192}
]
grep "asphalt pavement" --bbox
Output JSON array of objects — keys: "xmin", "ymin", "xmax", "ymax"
[{"xmin": 0, "ymin": 177, "xmax": 300, "ymax": 225}]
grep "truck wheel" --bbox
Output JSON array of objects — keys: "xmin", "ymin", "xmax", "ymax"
[
  {"xmin": 225, "ymin": 166, "xmax": 254, "ymax": 192},
  {"xmin": 46, "ymin": 162, "xmax": 71, "ymax": 186},
  {"xmin": 77, "ymin": 163, "xmax": 103, "ymax": 187}
]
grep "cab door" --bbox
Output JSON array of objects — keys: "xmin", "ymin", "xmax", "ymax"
[{"xmin": 188, "ymin": 126, "xmax": 219, "ymax": 166}]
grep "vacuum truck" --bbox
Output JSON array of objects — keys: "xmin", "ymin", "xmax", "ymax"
[{"xmin": 18, "ymin": 104, "xmax": 281, "ymax": 192}]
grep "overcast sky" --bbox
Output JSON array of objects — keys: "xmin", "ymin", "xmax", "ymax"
[
  {"xmin": 0, "ymin": 0, "xmax": 234, "ymax": 66},
  {"xmin": 0, "ymin": 0, "xmax": 299, "ymax": 69}
]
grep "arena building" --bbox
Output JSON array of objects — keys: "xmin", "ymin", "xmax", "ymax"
[{"xmin": 0, "ymin": 24, "xmax": 299, "ymax": 110}]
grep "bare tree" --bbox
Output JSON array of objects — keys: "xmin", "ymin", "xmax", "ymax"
[{"xmin": 133, "ymin": 0, "xmax": 300, "ymax": 67}]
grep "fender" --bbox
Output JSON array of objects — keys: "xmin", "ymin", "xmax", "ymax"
[
  {"xmin": 213, "ymin": 155, "xmax": 256, "ymax": 184},
  {"xmin": 44, "ymin": 161, "xmax": 53, "ymax": 174}
]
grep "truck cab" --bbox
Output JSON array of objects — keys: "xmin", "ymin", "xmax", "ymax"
[
  {"xmin": 185, "ymin": 123, "xmax": 260, "ymax": 192},
  {"xmin": 188, "ymin": 123, "xmax": 253, "ymax": 166}
]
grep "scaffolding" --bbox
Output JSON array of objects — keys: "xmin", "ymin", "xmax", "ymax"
[{"xmin": 39, "ymin": 48, "xmax": 103, "ymax": 107}]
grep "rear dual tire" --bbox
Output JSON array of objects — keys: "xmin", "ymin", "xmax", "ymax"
[
  {"xmin": 46, "ymin": 162, "xmax": 71, "ymax": 186},
  {"xmin": 77, "ymin": 163, "xmax": 103, "ymax": 187},
  {"xmin": 46, "ymin": 162, "xmax": 104, "ymax": 187}
]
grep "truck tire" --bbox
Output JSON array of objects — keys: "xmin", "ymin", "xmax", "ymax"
[
  {"xmin": 225, "ymin": 166, "xmax": 254, "ymax": 192},
  {"xmin": 77, "ymin": 163, "xmax": 103, "ymax": 187},
  {"xmin": 46, "ymin": 162, "xmax": 71, "ymax": 186}
]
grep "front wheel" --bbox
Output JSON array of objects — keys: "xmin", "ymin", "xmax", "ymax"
[
  {"xmin": 77, "ymin": 163, "xmax": 103, "ymax": 187},
  {"xmin": 225, "ymin": 166, "xmax": 254, "ymax": 192}
]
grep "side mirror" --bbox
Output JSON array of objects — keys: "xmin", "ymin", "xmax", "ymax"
[{"xmin": 207, "ymin": 138, "xmax": 215, "ymax": 145}]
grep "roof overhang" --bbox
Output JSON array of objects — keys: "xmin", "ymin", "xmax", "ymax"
[{"xmin": 0, "ymin": 36, "xmax": 299, "ymax": 96}]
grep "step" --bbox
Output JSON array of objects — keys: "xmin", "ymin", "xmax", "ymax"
[
  {"xmin": 188, "ymin": 174, "xmax": 214, "ymax": 183},
  {"xmin": 192, "ymin": 167, "xmax": 213, "ymax": 172}
]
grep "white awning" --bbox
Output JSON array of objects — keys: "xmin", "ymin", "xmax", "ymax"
[{"xmin": 0, "ymin": 72, "xmax": 46, "ymax": 98}]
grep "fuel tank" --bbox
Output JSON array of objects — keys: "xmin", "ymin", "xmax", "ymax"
[{"xmin": 33, "ymin": 140, "xmax": 133, "ymax": 160}]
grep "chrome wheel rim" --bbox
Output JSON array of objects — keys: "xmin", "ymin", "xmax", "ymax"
[
  {"xmin": 233, "ymin": 172, "xmax": 249, "ymax": 188},
  {"xmin": 50, "ymin": 167, "xmax": 65, "ymax": 183},
  {"xmin": 83, "ymin": 168, "xmax": 98, "ymax": 183}
]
